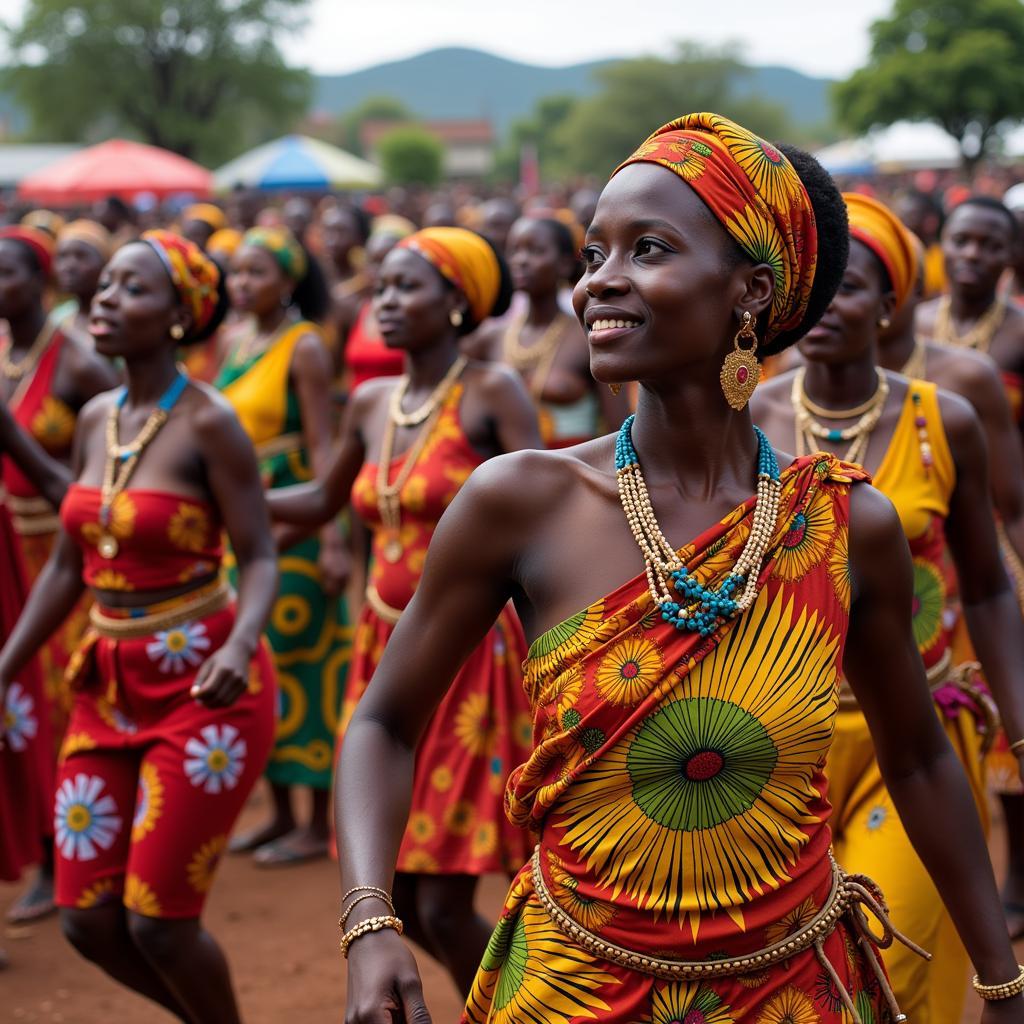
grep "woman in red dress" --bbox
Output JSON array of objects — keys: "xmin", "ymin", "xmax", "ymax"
[
  {"xmin": 0, "ymin": 231, "xmax": 278, "ymax": 1023},
  {"xmin": 268, "ymin": 226, "xmax": 544, "ymax": 993}
]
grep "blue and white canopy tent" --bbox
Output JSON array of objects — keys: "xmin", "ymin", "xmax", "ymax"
[{"xmin": 214, "ymin": 135, "xmax": 381, "ymax": 191}]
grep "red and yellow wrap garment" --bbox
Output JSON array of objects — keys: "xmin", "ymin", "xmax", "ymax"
[
  {"xmin": 348, "ymin": 382, "xmax": 533, "ymax": 875},
  {"xmin": 462, "ymin": 454, "xmax": 914, "ymax": 1023}
]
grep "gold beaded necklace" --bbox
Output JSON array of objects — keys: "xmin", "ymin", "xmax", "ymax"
[
  {"xmin": 376, "ymin": 357, "xmax": 468, "ymax": 562},
  {"xmin": 0, "ymin": 317, "xmax": 59, "ymax": 409},
  {"xmin": 96, "ymin": 372, "xmax": 189, "ymax": 560},
  {"xmin": 792, "ymin": 366, "xmax": 890, "ymax": 466},
  {"xmin": 933, "ymin": 295, "xmax": 1005, "ymax": 353},
  {"xmin": 503, "ymin": 311, "xmax": 570, "ymax": 398}
]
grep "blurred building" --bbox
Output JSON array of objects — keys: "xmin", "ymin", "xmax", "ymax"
[{"xmin": 361, "ymin": 119, "xmax": 495, "ymax": 178}]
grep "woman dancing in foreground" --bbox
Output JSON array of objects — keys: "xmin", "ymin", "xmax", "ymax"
[{"xmin": 336, "ymin": 114, "xmax": 1024, "ymax": 1024}]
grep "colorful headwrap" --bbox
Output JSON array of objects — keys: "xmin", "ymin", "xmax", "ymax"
[
  {"xmin": 21, "ymin": 209, "xmax": 66, "ymax": 240},
  {"xmin": 184, "ymin": 203, "xmax": 228, "ymax": 233},
  {"xmin": 843, "ymin": 193, "xmax": 916, "ymax": 310},
  {"xmin": 370, "ymin": 214, "xmax": 416, "ymax": 241},
  {"xmin": 0, "ymin": 225, "xmax": 56, "ymax": 278},
  {"xmin": 206, "ymin": 228, "xmax": 242, "ymax": 259},
  {"xmin": 241, "ymin": 226, "xmax": 307, "ymax": 282},
  {"xmin": 58, "ymin": 219, "xmax": 113, "ymax": 262},
  {"xmin": 141, "ymin": 229, "xmax": 221, "ymax": 336},
  {"xmin": 397, "ymin": 226, "xmax": 501, "ymax": 325},
  {"xmin": 614, "ymin": 112, "xmax": 817, "ymax": 341}
]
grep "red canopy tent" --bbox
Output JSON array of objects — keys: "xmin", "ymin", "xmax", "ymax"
[{"xmin": 17, "ymin": 139, "xmax": 212, "ymax": 204}]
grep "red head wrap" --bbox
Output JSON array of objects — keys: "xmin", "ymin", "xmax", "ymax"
[
  {"xmin": 0, "ymin": 225, "xmax": 56, "ymax": 278},
  {"xmin": 614, "ymin": 112, "xmax": 817, "ymax": 341}
]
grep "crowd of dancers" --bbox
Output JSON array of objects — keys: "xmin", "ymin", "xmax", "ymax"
[{"xmin": 3, "ymin": 110, "xmax": 1024, "ymax": 1023}]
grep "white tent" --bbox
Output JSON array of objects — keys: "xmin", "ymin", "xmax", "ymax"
[{"xmin": 815, "ymin": 121, "xmax": 963, "ymax": 174}]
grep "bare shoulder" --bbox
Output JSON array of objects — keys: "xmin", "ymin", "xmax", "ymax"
[
  {"xmin": 915, "ymin": 296, "xmax": 941, "ymax": 333},
  {"xmin": 291, "ymin": 329, "xmax": 332, "ymax": 371},
  {"xmin": 848, "ymin": 483, "xmax": 906, "ymax": 572},
  {"xmin": 461, "ymin": 319, "xmax": 502, "ymax": 360},
  {"xmin": 61, "ymin": 330, "xmax": 119, "ymax": 388},
  {"xmin": 184, "ymin": 380, "xmax": 247, "ymax": 440},
  {"xmin": 464, "ymin": 358, "xmax": 531, "ymax": 402},
  {"xmin": 933, "ymin": 383, "xmax": 982, "ymax": 445},
  {"xmin": 930, "ymin": 344, "xmax": 1005, "ymax": 406},
  {"xmin": 749, "ymin": 368, "xmax": 796, "ymax": 417}
]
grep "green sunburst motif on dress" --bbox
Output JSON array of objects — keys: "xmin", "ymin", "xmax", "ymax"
[
  {"xmin": 628, "ymin": 697, "xmax": 778, "ymax": 831},
  {"xmin": 481, "ymin": 914, "xmax": 528, "ymax": 1011},
  {"xmin": 527, "ymin": 602, "xmax": 615, "ymax": 677},
  {"xmin": 910, "ymin": 558, "xmax": 945, "ymax": 654},
  {"xmin": 640, "ymin": 981, "xmax": 735, "ymax": 1024}
]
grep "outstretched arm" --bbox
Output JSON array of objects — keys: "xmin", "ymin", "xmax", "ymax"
[{"xmin": 845, "ymin": 484, "xmax": 1020, "ymax": 1007}]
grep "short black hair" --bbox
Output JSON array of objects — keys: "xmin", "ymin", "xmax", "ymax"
[
  {"xmin": 761, "ymin": 144, "xmax": 850, "ymax": 358},
  {"xmin": 947, "ymin": 195, "xmax": 1018, "ymax": 242},
  {"xmin": 291, "ymin": 241, "xmax": 331, "ymax": 323}
]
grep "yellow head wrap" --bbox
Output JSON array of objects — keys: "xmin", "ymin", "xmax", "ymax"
[
  {"xmin": 21, "ymin": 209, "xmax": 66, "ymax": 240},
  {"xmin": 842, "ymin": 193, "xmax": 916, "ymax": 311},
  {"xmin": 397, "ymin": 227, "xmax": 501, "ymax": 326},
  {"xmin": 184, "ymin": 203, "xmax": 228, "ymax": 233},
  {"xmin": 58, "ymin": 219, "xmax": 113, "ymax": 262},
  {"xmin": 206, "ymin": 228, "xmax": 242, "ymax": 259}
]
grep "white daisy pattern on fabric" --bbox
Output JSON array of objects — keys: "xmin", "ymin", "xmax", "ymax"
[
  {"xmin": 55, "ymin": 773, "xmax": 123, "ymax": 861},
  {"xmin": 4, "ymin": 682, "xmax": 38, "ymax": 752},
  {"xmin": 183, "ymin": 724, "xmax": 247, "ymax": 794},
  {"xmin": 145, "ymin": 621, "xmax": 211, "ymax": 674}
]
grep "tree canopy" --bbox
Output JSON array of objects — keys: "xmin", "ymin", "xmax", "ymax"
[
  {"xmin": 835, "ymin": 0, "xmax": 1024, "ymax": 169},
  {"xmin": 376, "ymin": 126, "xmax": 444, "ymax": 187},
  {"xmin": 550, "ymin": 45, "xmax": 793, "ymax": 180},
  {"xmin": 5, "ymin": 0, "xmax": 312, "ymax": 164}
]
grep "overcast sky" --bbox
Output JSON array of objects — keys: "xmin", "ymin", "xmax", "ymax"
[{"xmin": 0, "ymin": 0, "xmax": 893, "ymax": 79}]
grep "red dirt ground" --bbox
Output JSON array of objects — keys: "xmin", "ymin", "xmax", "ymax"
[{"xmin": 1, "ymin": 786, "xmax": 1005, "ymax": 1022}]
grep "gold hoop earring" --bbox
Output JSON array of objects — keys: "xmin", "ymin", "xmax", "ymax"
[
  {"xmin": 170, "ymin": 324, "xmax": 185, "ymax": 341},
  {"xmin": 720, "ymin": 311, "xmax": 760, "ymax": 411},
  {"xmin": 449, "ymin": 309, "xmax": 464, "ymax": 328}
]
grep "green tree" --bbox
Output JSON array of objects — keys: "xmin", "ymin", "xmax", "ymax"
[
  {"xmin": 835, "ymin": 0, "xmax": 1024, "ymax": 171},
  {"xmin": 554, "ymin": 45, "xmax": 793, "ymax": 179},
  {"xmin": 4, "ymin": 0, "xmax": 312, "ymax": 164},
  {"xmin": 330, "ymin": 96, "xmax": 413, "ymax": 156},
  {"xmin": 377, "ymin": 126, "xmax": 444, "ymax": 187},
  {"xmin": 494, "ymin": 94, "xmax": 579, "ymax": 183}
]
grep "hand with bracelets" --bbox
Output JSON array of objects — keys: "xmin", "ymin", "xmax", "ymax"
[{"xmin": 338, "ymin": 885, "xmax": 430, "ymax": 1023}]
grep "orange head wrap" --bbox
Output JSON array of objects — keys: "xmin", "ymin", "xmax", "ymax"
[
  {"xmin": 614, "ymin": 112, "xmax": 818, "ymax": 342},
  {"xmin": 58, "ymin": 219, "xmax": 113, "ymax": 262},
  {"xmin": 397, "ymin": 227, "xmax": 501, "ymax": 326},
  {"xmin": 206, "ymin": 228, "xmax": 242, "ymax": 259},
  {"xmin": 842, "ymin": 193, "xmax": 916, "ymax": 310},
  {"xmin": 141, "ymin": 229, "xmax": 221, "ymax": 337},
  {"xmin": 0, "ymin": 225, "xmax": 56, "ymax": 278},
  {"xmin": 184, "ymin": 203, "xmax": 228, "ymax": 232},
  {"xmin": 21, "ymin": 209, "xmax": 65, "ymax": 240}
]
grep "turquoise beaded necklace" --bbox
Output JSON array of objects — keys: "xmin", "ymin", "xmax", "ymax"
[{"xmin": 615, "ymin": 414, "xmax": 782, "ymax": 637}]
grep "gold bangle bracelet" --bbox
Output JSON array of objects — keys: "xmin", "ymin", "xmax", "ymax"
[
  {"xmin": 339, "ymin": 884, "xmax": 392, "ymax": 911},
  {"xmin": 1009, "ymin": 739, "xmax": 1024, "ymax": 756},
  {"xmin": 972, "ymin": 965, "xmax": 1024, "ymax": 1001},
  {"xmin": 339, "ymin": 914, "xmax": 404, "ymax": 958},
  {"xmin": 339, "ymin": 891, "xmax": 395, "ymax": 930}
]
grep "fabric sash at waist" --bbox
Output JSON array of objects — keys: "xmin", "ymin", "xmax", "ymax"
[{"xmin": 89, "ymin": 579, "xmax": 232, "ymax": 639}]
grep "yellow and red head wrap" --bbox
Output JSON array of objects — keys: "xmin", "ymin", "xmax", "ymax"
[
  {"xmin": 0, "ymin": 225, "xmax": 56, "ymax": 278},
  {"xmin": 241, "ymin": 226, "xmax": 307, "ymax": 282},
  {"xmin": 397, "ymin": 226, "xmax": 500, "ymax": 326},
  {"xmin": 141, "ymin": 229, "xmax": 221, "ymax": 336},
  {"xmin": 184, "ymin": 203, "xmax": 228, "ymax": 233},
  {"xmin": 842, "ymin": 193, "xmax": 916, "ymax": 311},
  {"xmin": 58, "ymin": 219, "xmax": 113, "ymax": 263},
  {"xmin": 614, "ymin": 112, "xmax": 817, "ymax": 341}
]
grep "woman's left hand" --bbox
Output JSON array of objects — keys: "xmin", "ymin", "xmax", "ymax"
[
  {"xmin": 191, "ymin": 642, "xmax": 252, "ymax": 708},
  {"xmin": 318, "ymin": 533, "xmax": 352, "ymax": 598}
]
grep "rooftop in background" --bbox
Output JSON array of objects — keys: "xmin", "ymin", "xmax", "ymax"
[{"xmin": 359, "ymin": 118, "xmax": 494, "ymax": 151}]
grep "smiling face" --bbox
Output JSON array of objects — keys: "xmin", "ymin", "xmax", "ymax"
[
  {"xmin": 372, "ymin": 247, "xmax": 462, "ymax": 352},
  {"xmin": 55, "ymin": 239, "xmax": 105, "ymax": 300},
  {"xmin": 798, "ymin": 239, "xmax": 892, "ymax": 366},
  {"xmin": 227, "ymin": 244, "xmax": 289, "ymax": 317},
  {"xmin": 89, "ymin": 243, "xmax": 188, "ymax": 359},
  {"xmin": 942, "ymin": 202, "xmax": 1013, "ymax": 299},
  {"xmin": 572, "ymin": 163, "xmax": 770, "ymax": 388}
]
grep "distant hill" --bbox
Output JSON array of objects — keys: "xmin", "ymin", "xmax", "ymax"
[{"xmin": 313, "ymin": 47, "xmax": 834, "ymax": 135}]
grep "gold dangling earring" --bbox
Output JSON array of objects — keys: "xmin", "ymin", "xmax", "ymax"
[
  {"xmin": 719, "ymin": 311, "xmax": 761, "ymax": 411},
  {"xmin": 170, "ymin": 324, "xmax": 185, "ymax": 341},
  {"xmin": 449, "ymin": 309, "xmax": 463, "ymax": 328},
  {"xmin": 608, "ymin": 383, "xmax": 621, "ymax": 396}
]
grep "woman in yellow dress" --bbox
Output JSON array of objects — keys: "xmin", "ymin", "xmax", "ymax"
[
  {"xmin": 331, "ymin": 114, "xmax": 1024, "ymax": 1024},
  {"xmin": 753, "ymin": 193, "xmax": 1024, "ymax": 1024}
]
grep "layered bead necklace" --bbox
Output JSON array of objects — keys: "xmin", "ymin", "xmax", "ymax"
[
  {"xmin": 97, "ymin": 371, "xmax": 189, "ymax": 560},
  {"xmin": 503, "ymin": 311, "xmax": 571, "ymax": 399},
  {"xmin": 1, "ymin": 316, "xmax": 59, "ymax": 406},
  {"xmin": 792, "ymin": 366, "xmax": 889, "ymax": 465},
  {"xmin": 933, "ymin": 294, "xmax": 1005, "ymax": 353},
  {"xmin": 376, "ymin": 355, "xmax": 468, "ymax": 562},
  {"xmin": 616, "ymin": 414, "xmax": 782, "ymax": 637}
]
